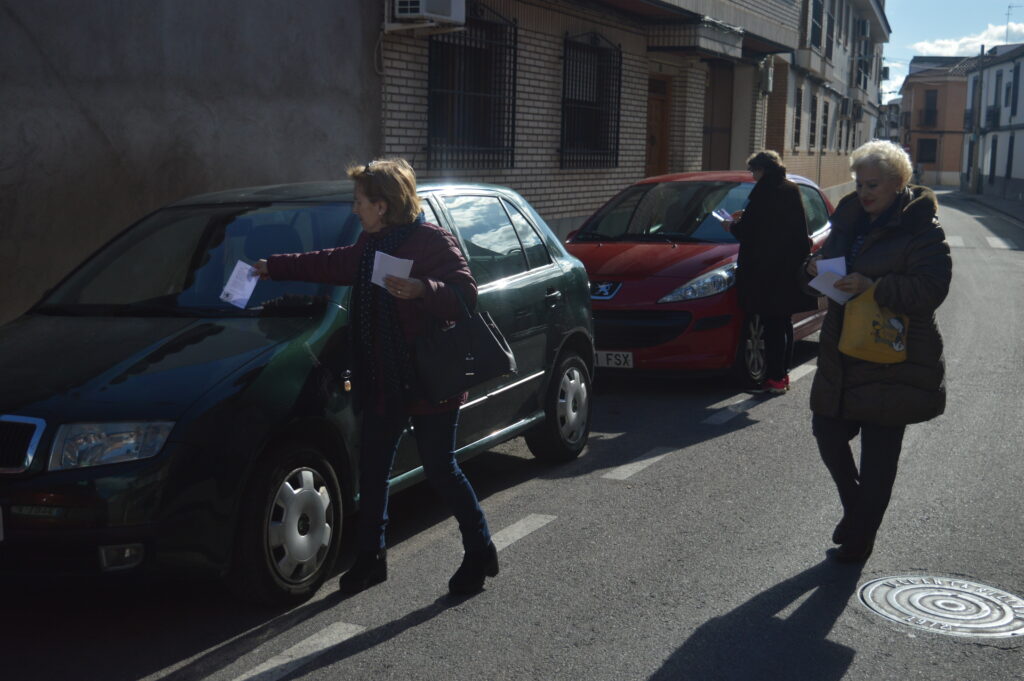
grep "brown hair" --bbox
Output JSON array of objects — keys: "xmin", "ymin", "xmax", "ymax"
[
  {"xmin": 746, "ymin": 150, "xmax": 786, "ymax": 180},
  {"xmin": 347, "ymin": 157, "xmax": 422, "ymax": 226}
]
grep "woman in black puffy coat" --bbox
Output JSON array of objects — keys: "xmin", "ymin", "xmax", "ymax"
[{"xmin": 802, "ymin": 140, "xmax": 952, "ymax": 563}]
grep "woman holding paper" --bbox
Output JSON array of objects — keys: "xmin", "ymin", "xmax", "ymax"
[
  {"xmin": 253, "ymin": 158, "xmax": 498, "ymax": 595},
  {"xmin": 727, "ymin": 150, "xmax": 816, "ymax": 394},
  {"xmin": 802, "ymin": 140, "xmax": 952, "ymax": 563}
]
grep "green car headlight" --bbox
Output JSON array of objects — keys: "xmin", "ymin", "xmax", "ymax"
[{"xmin": 48, "ymin": 422, "xmax": 174, "ymax": 471}]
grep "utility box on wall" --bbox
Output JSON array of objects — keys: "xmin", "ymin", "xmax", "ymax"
[{"xmin": 394, "ymin": 0, "xmax": 466, "ymax": 23}]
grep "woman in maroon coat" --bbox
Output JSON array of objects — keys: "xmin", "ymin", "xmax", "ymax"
[{"xmin": 254, "ymin": 158, "xmax": 497, "ymax": 595}]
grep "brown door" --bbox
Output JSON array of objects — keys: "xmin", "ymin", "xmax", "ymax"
[
  {"xmin": 646, "ymin": 76, "xmax": 671, "ymax": 177},
  {"xmin": 703, "ymin": 61, "xmax": 734, "ymax": 171}
]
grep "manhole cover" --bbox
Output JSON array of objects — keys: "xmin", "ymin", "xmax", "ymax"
[{"xmin": 859, "ymin": 576, "xmax": 1024, "ymax": 638}]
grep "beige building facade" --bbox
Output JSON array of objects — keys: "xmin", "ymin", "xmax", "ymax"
[
  {"xmin": 899, "ymin": 56, "xmax": 971, "ymax": 187},
  {"xmin": 765, "ymin": 0, "xmax": 891, "ymax": 205}
]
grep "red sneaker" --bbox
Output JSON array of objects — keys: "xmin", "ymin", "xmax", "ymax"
[
  {"xmin": 783, "ymin": 374, "xmax": 791, "ymax": 389},
  {"xmin": 763, "ymin": 378, "xmax": 788, "ymax": 395}
]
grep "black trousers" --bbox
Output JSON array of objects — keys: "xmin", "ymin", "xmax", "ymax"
[
  {"xmin": 762, "ymin": 315, "xmax": 795, "ymax": 381},
  {"xmin": 812, "ymin": 412, "xmax": 906, "ymax": 542}
]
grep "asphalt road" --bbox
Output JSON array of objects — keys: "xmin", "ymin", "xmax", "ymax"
[{"xmin": 5, "ymin": 191, "xmax": 1022, "ymax": 681}]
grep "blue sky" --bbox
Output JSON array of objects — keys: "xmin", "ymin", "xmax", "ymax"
[{"xmin": 882, "ymin": 0, "xmax": 1024, "ymax": 101}]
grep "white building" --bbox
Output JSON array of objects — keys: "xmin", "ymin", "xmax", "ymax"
[{"xmin": 963, "ymin": 43, "xmax": 1024, "ymax": 198}]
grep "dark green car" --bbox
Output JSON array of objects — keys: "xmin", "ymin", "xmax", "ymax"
[{"xmin": 0, "ymin": 181, "xmax": 594, "ymax": 603}]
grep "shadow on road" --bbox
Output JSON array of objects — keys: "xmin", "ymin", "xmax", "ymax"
[
  {"xmin": 648, "ymin": 558, "xmax": 863, "ymax": 681},
  {"xmin": 1, "ymin": 339, "xmax": 824, "ymax": 681}
]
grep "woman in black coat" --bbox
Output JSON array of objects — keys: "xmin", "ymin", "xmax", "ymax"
[
  {"xmin": 727, "ymin": 150, "xmax": 816, "ymax": 393},
  {"xmin": 802, "ymin": 140, "xmax": 951, "ymax": 563}
]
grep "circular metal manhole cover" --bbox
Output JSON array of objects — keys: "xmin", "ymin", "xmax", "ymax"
[{"xmin": 859, "ymin": 576, "xmax": 1024, "ymax": 638}]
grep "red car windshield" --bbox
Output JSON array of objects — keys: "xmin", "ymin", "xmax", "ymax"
[{"xmin": 575, "ymin": 181, "xmax": 753, "ymax": 244}]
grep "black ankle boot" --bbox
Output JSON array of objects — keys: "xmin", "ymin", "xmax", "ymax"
[
  {"xmin": 832, "ymin": 516, "xmax": 853, "ymax": 545},
  {"xmin": 339, "ymin": 549, "xmax": 387, "ymax": 594},
  {"xmin": 833, "ymin": 536, "xmax": 875, "ymax": 563},
  {"xmin": 448, "ymin": 542, "xmax": 499, "ymax": 595}
]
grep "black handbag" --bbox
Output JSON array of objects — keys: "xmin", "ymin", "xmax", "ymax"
[{"xmin": 414, "ymin": 287, "xmax": 517, "ymax": 403}]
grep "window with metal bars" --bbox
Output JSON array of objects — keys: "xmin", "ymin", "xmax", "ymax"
[
  {"xmin": 810, "ymin": 94, "xmax": 818, "ymax": 149},
  {"xmin": 560, "ymin": 32, "xmax": 621, "ymax": 169},
  {"xmin": 794, "ymin": 87, "xmax": 803, "ymax": 149},
  {"xmin": 427, "ymin": 3, "xmax": 517, "ymax": 170}
]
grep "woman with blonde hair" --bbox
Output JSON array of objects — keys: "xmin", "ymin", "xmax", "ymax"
[
  {"xmin": 255, "ymin": 158, "xmax": 497, "ymax": 594},
  {"xmin": 803, "ymin": 140, "xmax": 952, "ymax": 562}
]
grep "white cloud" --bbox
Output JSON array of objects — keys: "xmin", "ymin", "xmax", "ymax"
[
  {"xmin": 910, "ymin": 22, "xmax": 1024, "ymax": 56},
  {"xmin": 881, "ymin": 62, "xmax": 906, "ymax": 103}
]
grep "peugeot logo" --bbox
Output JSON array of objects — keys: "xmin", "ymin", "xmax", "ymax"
[{"xmin": 590, "ymin": 281, "xmax": 621, "ymax": 300}]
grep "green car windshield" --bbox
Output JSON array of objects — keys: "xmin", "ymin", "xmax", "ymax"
[
  {"xmin": 575, "ymin": 181, "xmax": 753, "ymax": 244},
  {"xmin": 37, "ymin": 203, "xmax": 360, "ymax": 317}
]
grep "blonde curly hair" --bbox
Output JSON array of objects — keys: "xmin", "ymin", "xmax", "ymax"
[{"xmin": 849, "ymin": 140, "xmax": 913, "ymax": 189}]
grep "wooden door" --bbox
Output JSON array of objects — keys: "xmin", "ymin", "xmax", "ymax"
[
  {"xmin": 646, "ymin": 76, "xmax": 671, "ymax": 177},
  {"xmin": 703, "ymin": 61, "xmax": 734, "ymax": 171}
]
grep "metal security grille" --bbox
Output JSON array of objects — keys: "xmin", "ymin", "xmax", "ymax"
[
  {"xmin": 0, "ymin": 419, "xmax": 36, "ymax": 472},
  {"xmin": 427, "ymin": 2, "xmax": 516, "ymax": 170},
  {"xmin": 560, "ymin": 33, "xmax": 621, "ymax": 169}
]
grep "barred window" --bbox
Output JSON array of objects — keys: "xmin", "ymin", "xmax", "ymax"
[
  {"xmin": 809, "ymin": 94, "xmax": 818, "ymax": 149},
  {"xmin": 560, "ymin": 32, "xmax": 622, "ymax": 169},
  {"xmin": 794, "ymin": 88, "xmax": 803, "ymax": 149},
  {"xmin": 821, "ymin": 101, "xmax": 830, "ymax": 150},
  {"xmin": 427, "ymin": 3, "xmax": 517, "ymax": 170}
]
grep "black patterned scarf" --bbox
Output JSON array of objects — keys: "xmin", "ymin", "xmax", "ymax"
[{"xmin": 351, "ymin": 217, "xmax": 421, "ymax": 407}]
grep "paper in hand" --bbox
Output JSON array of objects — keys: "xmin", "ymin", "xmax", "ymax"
[
  {"xmin": 808, "ymin": 256, "xmax": 852, "ymax": 304},
  {"xmin": 371, "ymin": 251, "xmax": 414, "ymax": 288},
  {"xmin": 220, "ymin": 261, "xmax": 259, "ymax": 308},
  {"xmin": 711, "ymin": 208, "xmax": 733, "ymax": 222}
]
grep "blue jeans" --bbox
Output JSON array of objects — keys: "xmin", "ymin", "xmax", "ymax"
[{"xmin": 357, "ymin": 408, "xmax": 492, "ymax": 553}]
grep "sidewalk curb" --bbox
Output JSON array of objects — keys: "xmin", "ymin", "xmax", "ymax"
[{"xmin": 950, "ymin": 191, "xmax": 1023, "ymax": 225}]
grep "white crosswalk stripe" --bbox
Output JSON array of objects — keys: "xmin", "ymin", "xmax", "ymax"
[
  {"xmin": 601, "ymin": 447, "xmax": 673, "ymax": 480},
  {"xmin": 231, "ymin": 622, "xmax": 365, "ymax": 681},
  {"xmin": 986, "ymin": 236, "xmax": 1017, "ymax": 249}
]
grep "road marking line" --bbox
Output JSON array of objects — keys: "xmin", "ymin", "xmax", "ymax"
[
  {"xmin": 702, "ymin": 397, "xmax": 761, "ymax": 424},
  {"xmin": 946, "ymin": 235, "xmax": 964, "ymax": 247},
  {"xmin": 491, "ymin": 514, "xmax": 556, "ymax": 551},
  {"xmin": 231, "ymin": 621, "xmax": 365, "ymax": 681},
  {"xmin": 702, "ymin": 364, "xmax": 817, "ymax": 425},
  {"xmin": 601, "ymin": 446, "xmax": 673, "ymax": 480},
  {"xmin": 789, "ymin": 363, "xmax": 817, "ymax": 383},
  {"xmin": 986, "ymin": 236, "xmax": 1017, "ymax": 249}
]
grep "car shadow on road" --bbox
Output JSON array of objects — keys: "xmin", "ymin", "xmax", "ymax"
[
  {"xmin": 542, "ymin": 339, "xmax": 820, "ymax": 480},
  {"xmin": 647, "ymin": 558, "xmax": 864, "ymax": 681}
]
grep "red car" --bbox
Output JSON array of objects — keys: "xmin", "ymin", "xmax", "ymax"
[{"xmin": 565, "ymin": 171, "xmax": 834, "ymax": 383}]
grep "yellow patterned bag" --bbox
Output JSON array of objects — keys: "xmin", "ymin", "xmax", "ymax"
[{"xmin": 838, "ymin": 283, "xmax": 909, "ymax": 363}]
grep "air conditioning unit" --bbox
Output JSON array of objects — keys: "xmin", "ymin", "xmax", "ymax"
[{"xmin": 394, "ymin": 0, "xmax": 466, "ymax": 23}]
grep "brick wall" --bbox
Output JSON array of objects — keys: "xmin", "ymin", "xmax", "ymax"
[
  {"xmin": 382, "ymin": 0, "xmax": 653, "ymax": 234},
  {"xmin": 672, "ymin": 60, "xmax": 708, "ymax": 172}
]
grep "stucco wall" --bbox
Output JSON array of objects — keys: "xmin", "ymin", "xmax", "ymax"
[{"xmin": 0, "ymin": 1, "xmax": 381, "ymax": 323}]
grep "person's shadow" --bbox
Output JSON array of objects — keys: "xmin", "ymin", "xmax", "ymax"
[{"xmin": 649, "ymin": 559, "xmax": 864, "ymax": 681}]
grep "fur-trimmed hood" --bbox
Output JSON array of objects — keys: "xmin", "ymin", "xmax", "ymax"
[{"xmin": 831, "ymin": 184, "xmax": 938, "ymax": 234}]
